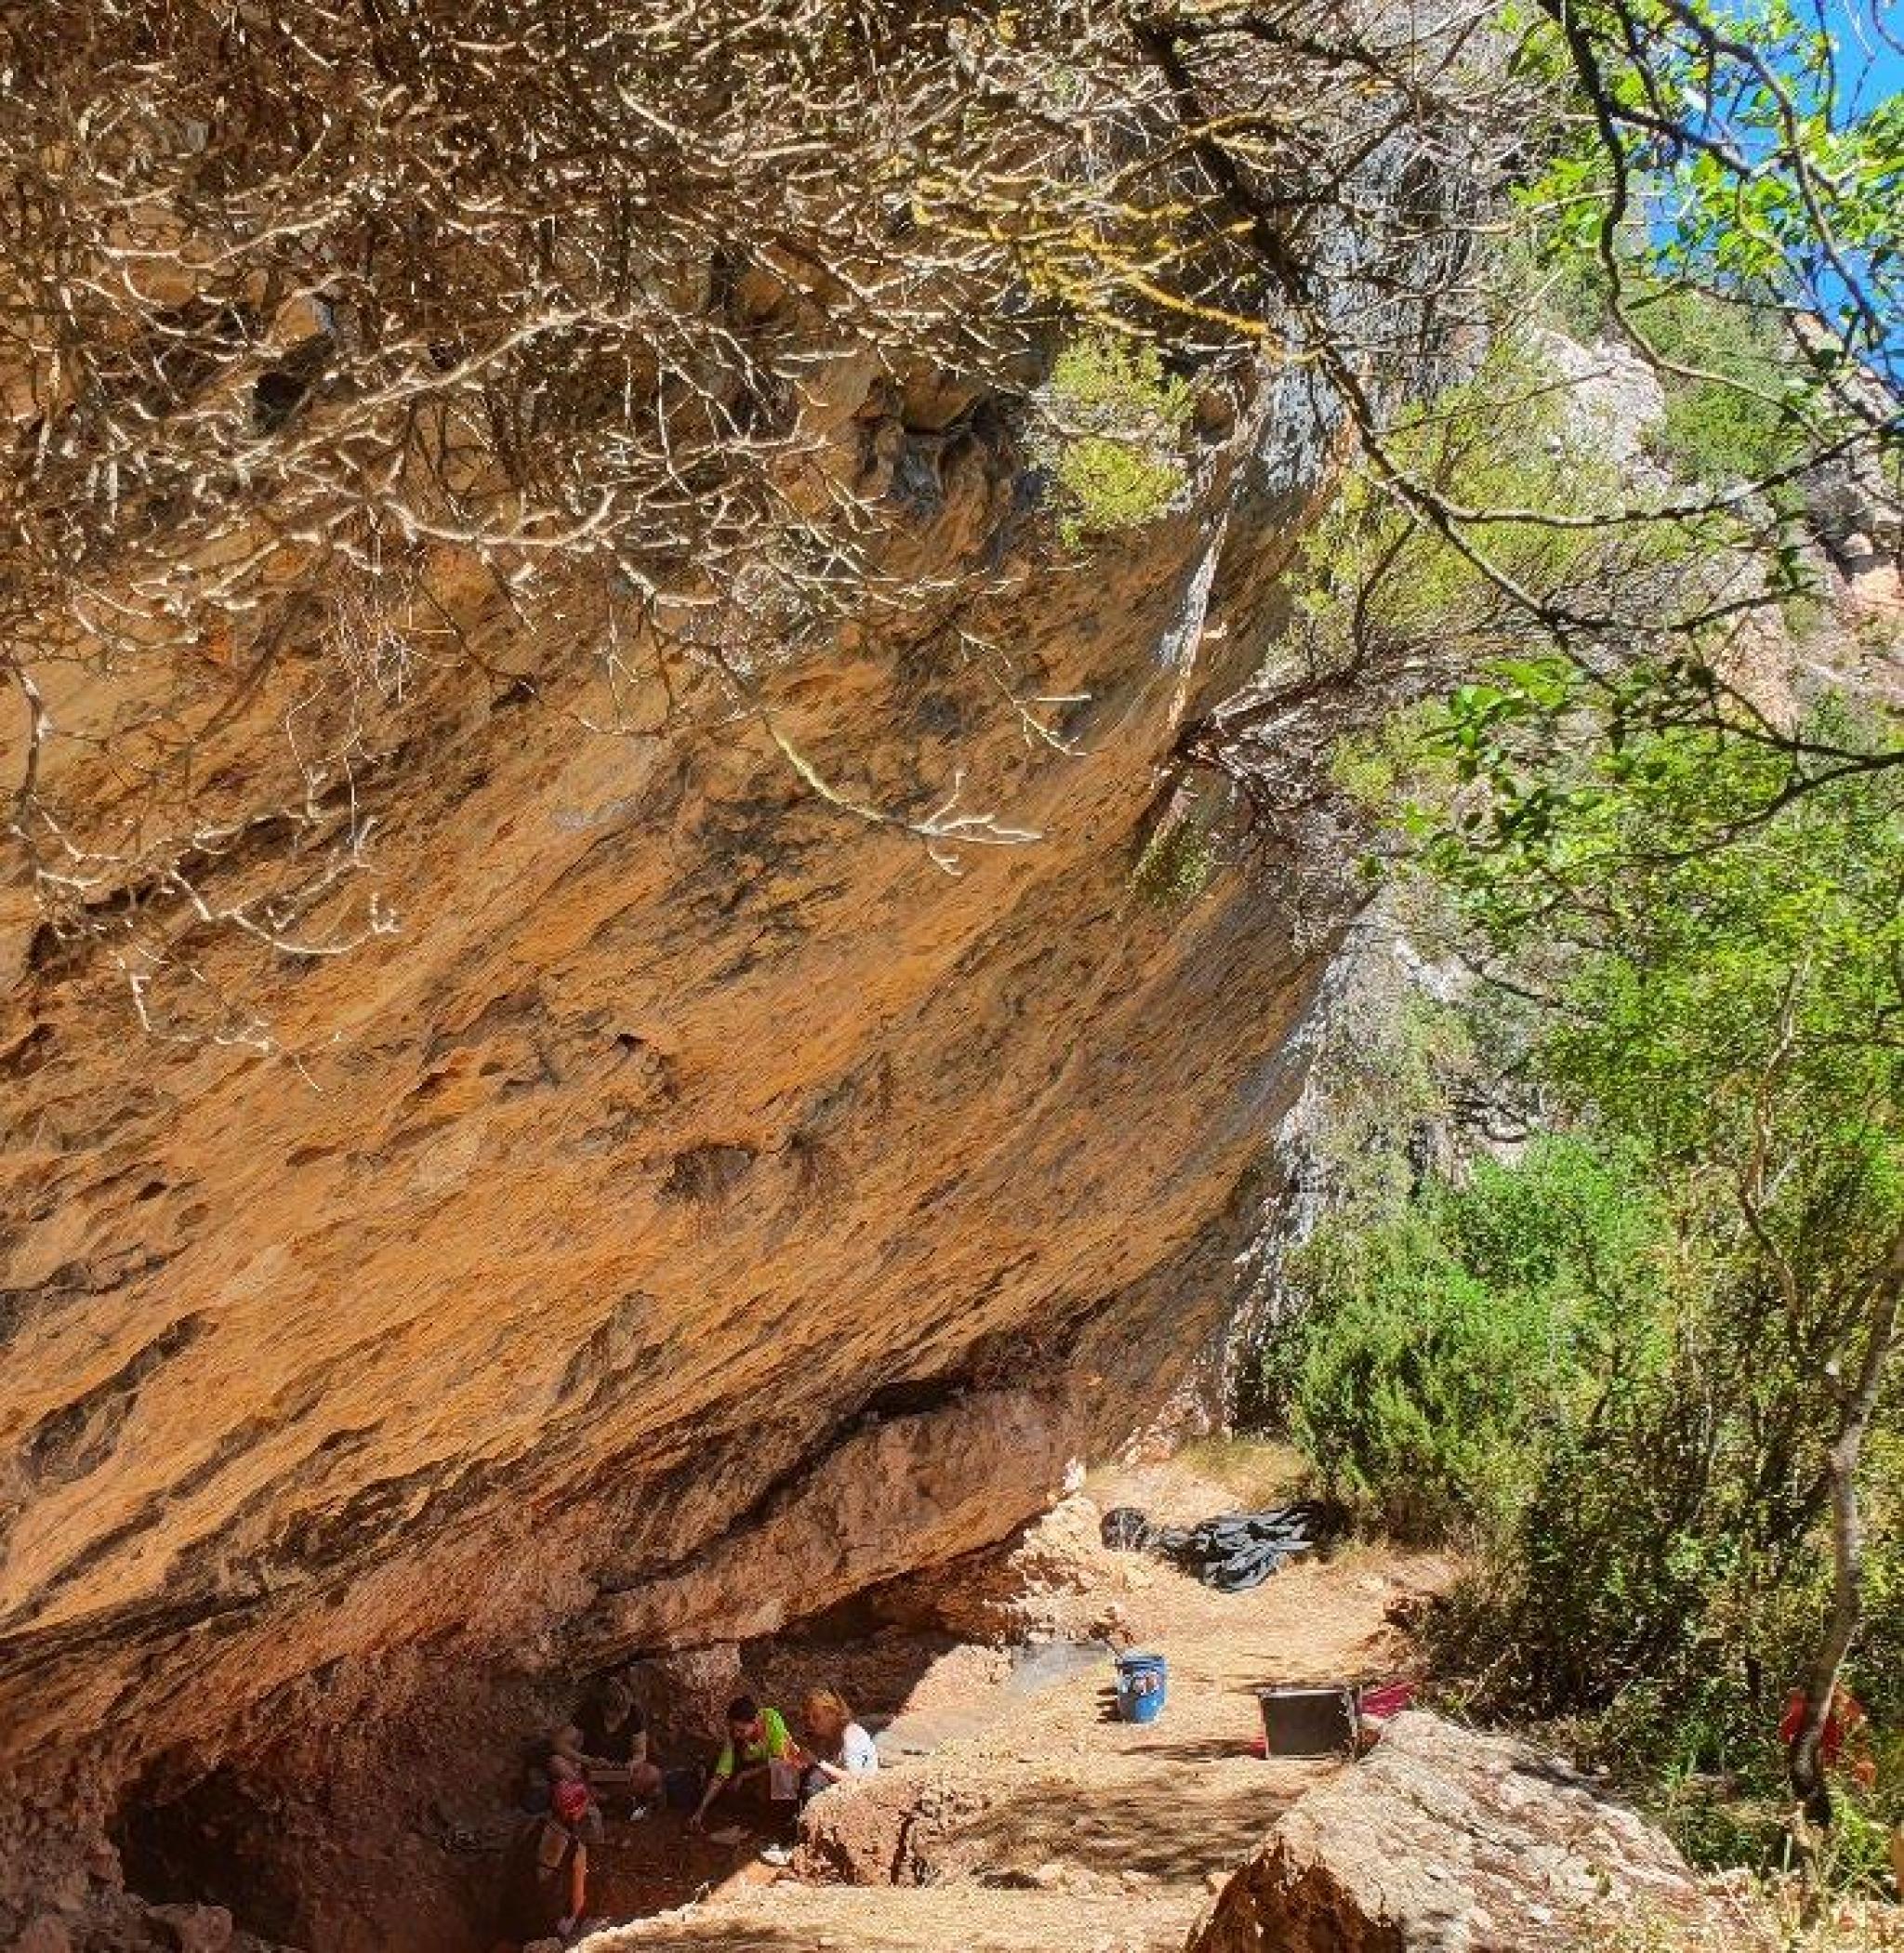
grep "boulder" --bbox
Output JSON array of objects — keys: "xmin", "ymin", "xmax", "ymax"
[
  {"xmin": 1528, "ymin": 329, "xmax": 1666, "ymax": 481},
  {"xmin": 1193, "ymin": 1711, "xmax": 1727, "ymax": 1953},
  {"xmin": 9, "ymin": 1919, "xmax": 73, "ymax": 1953},
  {"xmin": 146, "ymin": 1904, "xmax": 233, "ymax": 1953}
]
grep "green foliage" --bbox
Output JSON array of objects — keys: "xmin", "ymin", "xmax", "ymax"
[
  {"xmin": 1286, "ymin": 336, "xmax": 1699, "ymax": 691},
  {"xmin": 1416, "ymin": 710, "xmax": 1904, "ymax": 1696},
  {"xmin": 1408, "ymin": 668, "xmax": 1904, "ymax": 938},
  {"xmin": 1130, "ymin": 805, "xmax": 1217, "ymax": 904},
  {"xmin": 1280, "ymin": 701, "xmax": 1903, "ymax": 1868},
  {"xmin": 1603, "ymin": 1703, "xmax": 1903, "ymax": 1890},
  {"xmin": 1504, "ymin": 0, "xmax": 1902, "ymax": 402},
  {"xmin": 1508, "ymin": 226, "xmax": 1613, "ymax": 343},
  {"xmin": 1632, "ymin": 289, "xmax": 1811, "ymax": 488},
  {"xmin": 1274, "ymin": 1139, "xmax": 1670, "ymax": 1540},
  {"xmin": 1052, "ymin": 440, "xmax": 1184, "ymax": 545},
  {"xmin": 1489, "ymin": 263, "xmax": 1818, "ymax": 495},
  {"xmin": 1289, "ymin": 0, "xmax": 1904, "ymax": 1845},
  {"xmin": 1810, "ymin": 1796, "xmax": 1904, "ymax": 1899},
  {"xmin": 1280, "ymin": 1218, "xmax": 1531, "ymax": 1538},
  {"xmin": 1309, "ymin": 987, "xmax": 1480, "ymax": 1217},
  {"xmin": 1036, "ymin": 331, "xmax": 1193, "ymax": 548},
  {"xmin": 1856, "ymin": 1430, "xmax": 1904, "ymax": 1735}
]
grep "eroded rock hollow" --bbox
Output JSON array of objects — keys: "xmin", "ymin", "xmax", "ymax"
[{"xmin": 0, "ymin": 336, "xmax": 1346, "ymax": 1946}]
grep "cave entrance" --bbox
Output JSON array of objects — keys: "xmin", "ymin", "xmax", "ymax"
[
  {"xmin": 578, "ymin": 1610, "xmax": 973, "ymax": 1922},
  {"xmin": 112, "ymin": 1753, "xmax": 303, "ymax": 1944},
  {"xmin": 103, "ymin": 1602, "xmax": 1001, "ymax": 1948},
  {"xmin": 113, "ymin": 1743, "xmax": 498, "ymax": 1953}
]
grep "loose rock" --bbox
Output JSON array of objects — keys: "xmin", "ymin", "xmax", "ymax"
[
  {"xmin": 10, "ymin": 1918, "xmax": 73, "ymax": 1953},
  {"xmin": 147, "ymin": 1905, "xmax": 233, "ymax": 1953},
  {"xmin": 1191, "ymin": 1711, "xmax": 1733, "ymax": 1953}
]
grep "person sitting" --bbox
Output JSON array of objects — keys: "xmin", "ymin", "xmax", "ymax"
[
  {"xmin": 686, "ymin": 1694, "xmax": 794, "ymax": 1833},
  {"xmin": 793, "ymin": 1688, "xmax": 879, "ymax": 1811},
  {"xmin": 497, "ymin": 1775, "xmax": 590, "ymax": 1948},
  {"xmin": 564, "ymin": 1677, "xmax": 665, "ymax": 1814}
]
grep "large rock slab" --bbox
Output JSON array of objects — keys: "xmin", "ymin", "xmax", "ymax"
[
  {"xmin": 0, "ymin": 340, "xmax": 1328, "ymax": 1949},
  {"xmin": 1193, "ymin": 1711, "xmax": 1727, "ymax": 1953}
]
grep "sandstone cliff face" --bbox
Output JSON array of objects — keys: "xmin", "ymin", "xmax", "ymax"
[{"xmin": 0, "ymin": 362, "xmax": 1334, "ymax": 1946}]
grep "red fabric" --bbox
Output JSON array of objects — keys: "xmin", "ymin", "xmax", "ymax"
[
  {"xmin": 1779, "ymin": 1687, "xmax": 1865, "ymax": 1765},
  {"xmin": 1359, "ymin": 1682, "xmax": 1417, "ymax": 1723},
  {"xmin": 1247, "ymin": 1682, "xmax": 1420, "ymax": 1759},
  {"xmin": 552, "ymin": 1778, "xmax": 591, "ymax": 1822}
]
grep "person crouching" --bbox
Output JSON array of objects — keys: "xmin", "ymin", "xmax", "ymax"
[
  {"xmin": 793, "ymin": 1688, "xmax": 879, "ymax": 1811},
  {"xmin": 687, "ymin": 1694, "xmax": 795, "ymax": 1834}
]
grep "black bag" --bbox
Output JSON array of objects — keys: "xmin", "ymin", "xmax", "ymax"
[
  {"xmin": 1100, "ymin": 1502, "xmax": 1328, "ymax": 1590},
  {"xmin": 1099, "ymin": 1505, "xmax": 1156, "ymax": 1552}
]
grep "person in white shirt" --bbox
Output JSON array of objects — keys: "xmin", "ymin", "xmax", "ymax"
[{"xmin": 792, "ymin": 1686, "xmax": 879, "ymax": 1812}]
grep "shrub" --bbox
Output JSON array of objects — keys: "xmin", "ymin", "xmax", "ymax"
[
  {"xmin": 1131, "ymin": 807, "xmax": 1217, "ymax": 904},
  {"xmin": 1035, "ymin": 331, "xmax": 1194, "ymax": 547},
  {"xmin": 1630, "ymin": 288, "xmax": 1810, "ymax": 487},
  {"xmin": 1281, "ymin": 1221, "xmax": 1549, "ymax": 1537},
  {"xmin": 1285, "ymin": 335, "xmax": 1693, "ymax": 689},
  {"xmin": 1272, "ymin": 1138, "xmax": 1667, "ymax": 1540}
]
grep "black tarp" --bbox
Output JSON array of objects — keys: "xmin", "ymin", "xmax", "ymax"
[{"xmin": 1098, "ymin": 1502, "xmax": 1328, "ymax": 1591}]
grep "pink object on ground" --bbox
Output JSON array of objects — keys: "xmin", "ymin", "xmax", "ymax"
[
  {"xmin": 1358, "ymin": 1682, "xmax": 1417, "ymax": 1725},
  {"xmin": 1245, "ymin": 1682, "xmax": 1415, "ymax": 1759}
]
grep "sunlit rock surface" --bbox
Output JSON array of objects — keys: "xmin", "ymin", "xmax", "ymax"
[
  {"xmin": 0, "ymin": 357, "xmax": 1339, "ymax": 1947},
  {"xmin": 1193, "ymin": 1711, "xmax": 1731, "ymax": 1953}
]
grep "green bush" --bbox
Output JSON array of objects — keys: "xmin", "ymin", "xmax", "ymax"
[
  {"xmin": 1131, "ymin": 808, "xmax": 1217, "ymax": 904},
  {"xmin": 1631, "ymin": 288, "xmax": 1810, "ymax": 488},
  {"xmin": 1035, "ymin": 330, "xmax": 1193, "ymax": 547},
  {"xmin": 1501, "ymin": 228, "xmax": 1812, "ymax": 494},
  {"xmin": 1055, "ymin": 439, "xmax": 1184, "ymax": 541},
  {"xmin": 1282, "ymin": 1224, "xmax": 1548, "ymax": 1538},
  {"xmin": 1356, "ymin": 714, "xmax": 1904, "ymax": 1875},
  {"xmin": 1286, "ymin": 336, "xmax": 1693, "ymax": 692},
  {"xmin": 1274, "ymin": 1138, "xmax": 1666, "ymax": 1540}
]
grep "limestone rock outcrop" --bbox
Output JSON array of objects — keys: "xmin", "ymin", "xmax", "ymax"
[
  {"xmin": 1192, "ymin": 1711, "xmax": 1729, "ymax": 1953},
  {"xmin": 0, "ymin": 337, "xmax": 1332, "ymax": 1947}
]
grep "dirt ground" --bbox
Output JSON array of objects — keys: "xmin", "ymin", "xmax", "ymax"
[{"xmin": 565, "ymin": 1454, "xmax": 1446, "ymax": 1953}]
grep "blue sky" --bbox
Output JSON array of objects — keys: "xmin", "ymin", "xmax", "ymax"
[
  {"xmin": 1817, "ymin": 0, "xmax": 1904, "ymax": 118},
  {"xmin": 1689, "ymin": 1, "xmax": 1903, "ymax": 376},
  {"xmin": 1808, "ymin": 2, "xmax": 1901, "ymax": 372}
]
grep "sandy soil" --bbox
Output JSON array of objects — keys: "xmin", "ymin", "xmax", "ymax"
[{"xmin": 566, "ymin": 1458, "xmax": 1446, "ymax": 1953}]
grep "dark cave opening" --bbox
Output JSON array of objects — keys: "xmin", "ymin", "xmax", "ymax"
[{"xmin": 112, "ymin": 1755, "xmax": 303, "ymax": 1946}]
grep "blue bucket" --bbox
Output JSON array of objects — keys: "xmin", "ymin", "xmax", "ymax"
[{"xmin": 1115, "ymin": 1652, "xmax": 1169, "ymax": 1724}]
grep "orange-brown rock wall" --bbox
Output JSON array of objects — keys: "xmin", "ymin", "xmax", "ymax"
[{"xmin": 0, "ymin": 379, "xmax": 1332, "ymax": 1946}]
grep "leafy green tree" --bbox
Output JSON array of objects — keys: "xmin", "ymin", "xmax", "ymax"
[
  {"xmin": 1170, "ymin": 0, "xmax": 1899, "ymax": 878},
  {"xmin": 1514, "ymin": 0, "xmax": 1901, "ymax": 398},
  {"xmin": 1408, "ymin": 693, "xmax": 1903, "ymax": 1817},
  {"xmin": 1276, "ymin": 1139, "xmax": 1672, "ymax": 1541}
]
